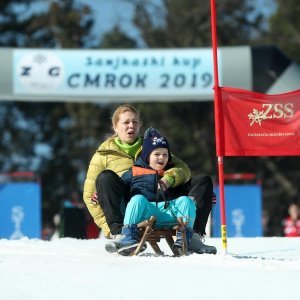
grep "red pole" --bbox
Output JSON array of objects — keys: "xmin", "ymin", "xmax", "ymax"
[{"xmin": 210, "ymin": 0, "xmax": 228, "ymax": 253}]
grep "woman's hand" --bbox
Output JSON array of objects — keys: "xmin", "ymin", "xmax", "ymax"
[{"xmin": 91, "ymin": 191, "xmax": 99, "ymax": 204}]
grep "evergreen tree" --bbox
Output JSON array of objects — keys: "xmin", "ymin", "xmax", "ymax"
[
  {"xmin": 0, "ymin": 0, "xmax": 97, "ymax": 223},
  {"xmin": 268, "ymin": 0, "xmax": 300, "ymax": 62},
  {"xmin": 131, "ymin": 0, "xmax": 264, "ymax": 47},
  {"xmin": 101, "ymin": 25, "xmax": 137, "ymax": 48},
  {"xmin": 0, "ymin": 0, "xmax": 38, "ymax": 46},
  {"xmin": 26, "ymin": 0, "xmax": 94, "ymax": 48}
]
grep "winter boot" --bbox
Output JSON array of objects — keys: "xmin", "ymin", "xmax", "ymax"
[
  {"xmin": 106, "ymin": 233, "xmax": 147, "ymax": 254},
  {"xmin": 172, "ymin": 226, "xmax": 194, "ymax": 256},
  {"xmin": 117, "ymin": 224, "xmax": 146, "ymax": 256},
  {"xmin": 105, "ymin": 234, "xmax": 123, "ymax": 253},
  {"xmin": 189, "ymin": 233, "xmax": 217, "ymax": 254}
]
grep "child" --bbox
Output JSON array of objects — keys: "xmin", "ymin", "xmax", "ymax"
[{"xmin": 118, "ymin": 128, "xmax": 196, "ymax": 256}]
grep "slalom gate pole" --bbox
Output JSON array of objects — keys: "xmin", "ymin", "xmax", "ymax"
[{"xmin": 210, "ymin": 0, "xmax": 228, "ymax": 254}]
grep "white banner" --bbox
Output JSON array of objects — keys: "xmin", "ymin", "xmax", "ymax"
[{"xmin": 13, "ymin": 48, "xmax": 218, "ymax": 100}]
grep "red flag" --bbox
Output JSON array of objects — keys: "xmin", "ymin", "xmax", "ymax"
[{"xmin": 219, "ymin": 87, "xmax": 300, "ymax": 156}]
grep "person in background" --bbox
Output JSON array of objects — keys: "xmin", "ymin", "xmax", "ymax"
[
  {"xmin": 83, "ymin": 104, "xmax": 216, "ymax": 254},
  {"xmin": 50, "ymin": 213, "xmax": 60, "ymax": 240},
  {"xmin": 282, "ymin": 203, "xmax": 300, "ymax": 237},
  {"xmin": 117, "ymin": 128, "xmax": 196, "ymax": 256},
  {"xmin": 262, "ymin": 209, "xmax": 271, "ymax": 237},
  {"xmin": 60, "ymin": 190, "xmax": 87, "ymax": 239}
]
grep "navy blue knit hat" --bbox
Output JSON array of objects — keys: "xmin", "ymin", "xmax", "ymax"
[{"xmin": 141, "ymin": 128, "xmax": 171, "ymax": 163}]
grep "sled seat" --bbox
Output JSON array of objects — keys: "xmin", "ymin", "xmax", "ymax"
[{"xmin": 132, "ymin": 215, "xmax": 187, "ymax": 256}]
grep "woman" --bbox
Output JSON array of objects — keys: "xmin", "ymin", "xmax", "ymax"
[{"xmin": 83, "ymin": 104, "xmax": 216, "ymax": 254}]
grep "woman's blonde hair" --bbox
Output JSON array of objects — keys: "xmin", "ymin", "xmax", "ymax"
[{"xmin": 111, "ymin": 104, "xmax": 141, "ymax": 128}]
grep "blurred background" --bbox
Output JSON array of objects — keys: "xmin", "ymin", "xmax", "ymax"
[{"xmin": 0, "ymin": 0, "xmax": 299, "ymax": 239}]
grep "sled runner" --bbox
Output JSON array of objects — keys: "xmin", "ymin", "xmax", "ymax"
[{"xmin": 132, "ymin": 216, "xmax": 187, "ymax": 256}]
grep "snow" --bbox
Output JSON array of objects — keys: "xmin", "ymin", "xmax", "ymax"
[{"xmin": 0, "ymin": 236, "xmax": 299, "ymax": 300}]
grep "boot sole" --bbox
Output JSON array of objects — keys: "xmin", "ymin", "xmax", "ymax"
[
  {"xmin": 191, "ymin": 248, "xmax": 217, "ymax": 255},
  {"xmin": 105, "ymin": 242, "xmax": 120, "ymax": 253},
  {"xmin": 118, "ymin": 243, "xmax": 147, "ymax": 256}
]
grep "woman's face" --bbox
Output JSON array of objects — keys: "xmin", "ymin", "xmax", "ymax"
[{"xmin": 114, "ymin": 111, "xmax": 140, "ymax": 144}]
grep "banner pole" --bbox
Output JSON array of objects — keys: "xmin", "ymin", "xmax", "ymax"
[{"xmin": 210, "ymin": 0, "xmax": 228, "ymax": 254}]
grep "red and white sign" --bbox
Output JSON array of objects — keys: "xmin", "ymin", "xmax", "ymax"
[{"xmin": 218, "ymin": 87, "xmax": 300, "ymax": 156}]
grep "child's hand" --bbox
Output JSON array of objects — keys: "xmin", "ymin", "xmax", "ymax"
[{"xmin": 158, "ymin": 178, "xmax": 170, "ymax": 191}]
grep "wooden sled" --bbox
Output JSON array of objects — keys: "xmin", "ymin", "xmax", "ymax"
[{"xmin": 132, "ymin": 216, "xmax": 187, "ymax": 257}]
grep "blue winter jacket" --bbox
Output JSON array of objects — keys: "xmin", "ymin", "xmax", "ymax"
[{"xmin": 121, "ymin": 156, "xmax": 172, "ymax": 202}]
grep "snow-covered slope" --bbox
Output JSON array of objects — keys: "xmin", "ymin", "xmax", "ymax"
[{"xmin": 0, "ymin": 237, "xmax": 299, "ymax": 300}]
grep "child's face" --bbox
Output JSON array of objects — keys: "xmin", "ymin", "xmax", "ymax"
[{"xmin": 148, "ymin": 148, "xmax": 169, "ymax": 171}]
